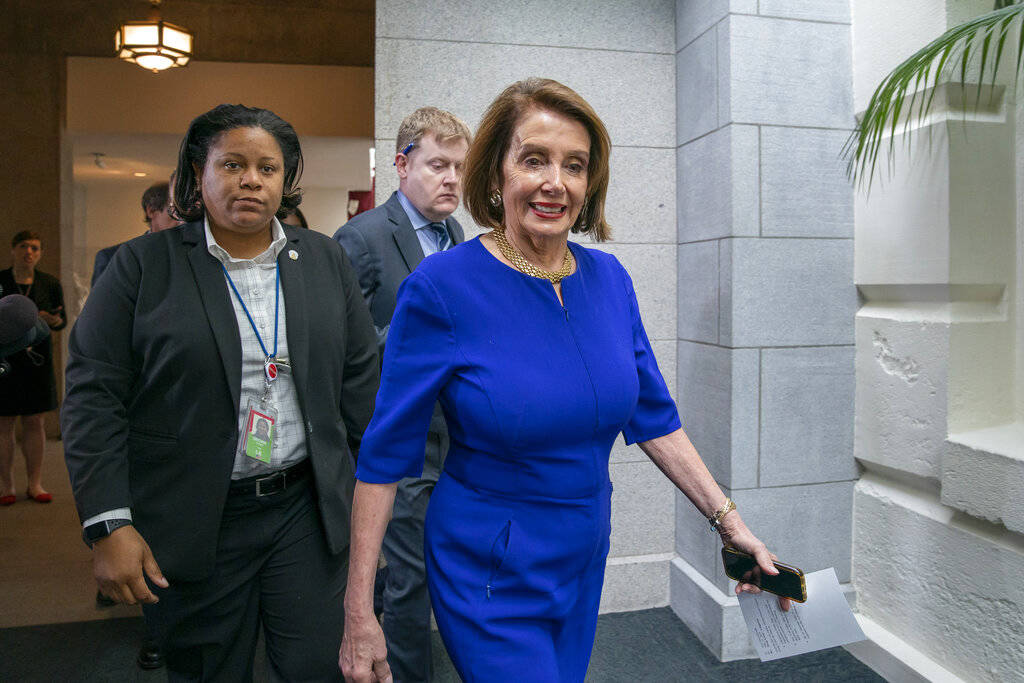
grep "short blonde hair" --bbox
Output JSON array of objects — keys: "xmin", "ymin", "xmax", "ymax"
[
  {"xmin": 395, "ymin": 107, "xmax": 472, "ymax": 154},
  {"xmin": 462, "ymin": 78, "xmax": 612, "ymax": 242}
]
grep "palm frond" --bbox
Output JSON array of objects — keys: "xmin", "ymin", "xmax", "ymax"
[{"xmin": 846, "ymin": 3, "xmax": 1024, "ymax": 190}]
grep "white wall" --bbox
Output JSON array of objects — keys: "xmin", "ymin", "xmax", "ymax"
[{"xmin": 850, "ymin": 1, "xmax": 1024, "ymax": 680}]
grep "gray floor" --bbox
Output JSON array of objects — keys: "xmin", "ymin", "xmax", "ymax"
[{"xmin": 1, "ymin": 608, "xmax": 882, "ymax": 682}]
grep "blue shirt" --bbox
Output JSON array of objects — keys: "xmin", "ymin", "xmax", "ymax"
[
  {"xmin": 356, "ymin": 237, "xmax": 680, "ymax": 499},
  {"xmin": 397, "ymin": 189, "xmax": 448, "ymax": 256}
]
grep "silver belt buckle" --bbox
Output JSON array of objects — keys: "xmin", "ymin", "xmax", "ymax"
[{"xmin": 255, "ymin": 470, "xmax": 286, "ymax": 497}]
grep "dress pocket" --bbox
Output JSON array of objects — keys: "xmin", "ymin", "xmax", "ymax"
[{"xmin": 486, "ymin": 519, "xmax": 512, "ymax": 599}]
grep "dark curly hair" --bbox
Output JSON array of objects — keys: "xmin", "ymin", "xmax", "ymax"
[{"xmin": 171, "ymin": 104, "xmax": 303, "ymax": 223}]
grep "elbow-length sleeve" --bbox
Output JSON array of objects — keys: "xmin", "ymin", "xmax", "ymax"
[
  {"xmin": 355, "ymin": 270, "xmax": 456, "ymax": 483},
  {"xmin": 620, "ymin": 268, "xmax": 681, "ymax": 445}
]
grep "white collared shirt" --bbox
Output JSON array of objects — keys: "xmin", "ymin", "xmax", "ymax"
[
  {"xmin": 83, "ymin": 217, "xmax": 310, "ymax": 528},
  {"xmin": 204, "ymin": 217, "xmax": 308, "ymax": 479}
]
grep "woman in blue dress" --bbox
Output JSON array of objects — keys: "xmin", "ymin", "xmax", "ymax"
[{"xmin": 341, "ymin": 78, "xmax": 788, "ymax": 683}]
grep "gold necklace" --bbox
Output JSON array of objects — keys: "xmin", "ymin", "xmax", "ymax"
[{"xmin": 491, "ymin": 228, "xmax": 574, "ymax": 283}]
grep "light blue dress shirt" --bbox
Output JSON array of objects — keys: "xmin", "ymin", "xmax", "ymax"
[{"xmin": 397, "ymin": 190, "xmax": 448, "ymax": 256}]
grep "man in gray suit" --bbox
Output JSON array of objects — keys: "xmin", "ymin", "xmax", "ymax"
[{"xmin": 334, "ymin": 106, "xmax": 471, "ymax": 682}]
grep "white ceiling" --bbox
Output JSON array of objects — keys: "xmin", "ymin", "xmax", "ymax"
[{"xmin": 71, "ymin": 132, "xmax": 374, "ymax": 190}]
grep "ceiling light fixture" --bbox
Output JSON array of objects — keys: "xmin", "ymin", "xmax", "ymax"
[
  {"xmin": 133, "ymin": 172, "xmax": 148, "ymax": 177},
  {"xmin": 115, "ymin": 0, "xmax": 193, "ymax": 73},
  {"xmin": 92, "ymin": 153, "xmax": 107, "ymax": 169}
]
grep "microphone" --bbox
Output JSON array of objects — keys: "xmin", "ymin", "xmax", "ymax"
[{"xmin": 0, "ymin": 294, "xmax": 51, "ymax": 379}]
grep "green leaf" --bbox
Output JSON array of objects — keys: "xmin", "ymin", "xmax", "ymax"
[{"xmin": 848, "ymin": 4, "xmax": 1024, "ymax": 188}]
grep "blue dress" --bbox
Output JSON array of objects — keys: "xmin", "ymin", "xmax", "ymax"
[{"xmin": 356, "ymin": 236, "xmax": 680, "ymax": 681}]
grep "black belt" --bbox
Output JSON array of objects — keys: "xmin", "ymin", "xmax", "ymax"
[{"xmin": 229, "ymin": 458, "xmax": 312, "ymax": 498}]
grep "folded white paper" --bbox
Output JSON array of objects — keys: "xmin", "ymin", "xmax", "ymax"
[{"xmin": 737, "ymin": 567, "xmax": 866, "ymax": 662}]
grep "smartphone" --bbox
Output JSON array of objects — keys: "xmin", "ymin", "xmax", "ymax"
[{"xmin": 721, "ymin": 546, "xmax": 807, "ymax": 603}]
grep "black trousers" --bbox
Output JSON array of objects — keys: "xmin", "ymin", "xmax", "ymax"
[
  {"xmin": 143, "ymin": 475, "xmax": 347, "ymax": 682},
  {"xmin": 379, "ymin": 434, "xmax": 445, "ymax": 682}
]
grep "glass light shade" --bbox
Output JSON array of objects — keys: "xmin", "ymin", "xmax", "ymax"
[
  {"xmin": 135, "ymin": 53, "xmax": 176, "ymax": 71},
  {"xmin": 115, "ymin": 18, "xmax": 193, "ymax": 73},
  {"xmin": 162, "ymin": 26, "xmax": 192, "ymax": 53}
]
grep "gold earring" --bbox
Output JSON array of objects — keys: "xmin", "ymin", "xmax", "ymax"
[{"xmin": 489, "ymin": 189, "xmax": 502, "ymax": 208}]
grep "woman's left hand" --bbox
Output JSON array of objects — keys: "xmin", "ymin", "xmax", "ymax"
[
  {"xmin": 39, "ymin": 307, "xmax": 62, "ymax": 328},
  {"xmin": 717, "ymin": 511, "xmax": 791, "ymax": 612}
]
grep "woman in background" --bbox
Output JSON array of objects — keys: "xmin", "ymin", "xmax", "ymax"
[{"xmin": 0, "ymin": 230, "xmax": 65, "ymax": 505}]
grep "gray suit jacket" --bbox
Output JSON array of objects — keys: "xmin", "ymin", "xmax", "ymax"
[
  {"xmin": 332, "ymin": 192, "xmax": 464, "ymax": 448},
  {"xmin": 62, "ymin": 221, "xmax": 379, "ymax": 580}
]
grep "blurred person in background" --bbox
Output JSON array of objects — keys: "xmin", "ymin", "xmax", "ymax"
[
  {"xmin": 92, "ymin": 181, "xmax": 181, "ymax": 287},
  {"xmin": 0, "ymin": 230, "xmax": 65, "ymax": 506}
]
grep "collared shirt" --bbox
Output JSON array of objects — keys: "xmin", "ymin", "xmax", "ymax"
[
  {"xmin": 82, "ymin": 217, "xmax": 308, "ymax": 528},
  {"xmin": 204, "ymin": 217, "xmax": 308, "ymax": 479},
  {"xmin": 397, "ymin": 189, "xmax": 449, "ymax": 256}
]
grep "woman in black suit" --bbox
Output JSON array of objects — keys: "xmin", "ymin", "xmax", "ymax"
[
  {"xmin": 62, "ymin": 104, "xmax": 379, "ymax": 681},
  {"xmin": 0, "ymin": 230, "xmax": 65, "ymax": 505}
]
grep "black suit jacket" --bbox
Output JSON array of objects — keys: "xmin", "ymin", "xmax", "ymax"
[
  {"xmin": 91, "ymin": 242, "xmax": 124, "ymax": 287},
  {"xmin": 332, "ymin": 192, "xmax": 465, "ymax": 349},
  {"xmin": 62, "ymin": 221, "xmax": 379, "ymax": 581},
  {"xmin": 332, "ymin": 191, "xmax": 463, "ymax": 450}
]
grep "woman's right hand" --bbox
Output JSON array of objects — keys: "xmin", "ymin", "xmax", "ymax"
[{"xmin": 339, "ymin": 609, "xmax": 391, "ymax": 683}]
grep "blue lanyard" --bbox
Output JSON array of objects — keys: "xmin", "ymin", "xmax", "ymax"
[{"xmin": 221, "ymin": 261, "xmax": 279, "ymax": 361}]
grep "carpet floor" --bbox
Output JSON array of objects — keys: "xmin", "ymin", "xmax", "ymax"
[
  {"xmin": 1, "ymin": 440, "xmax": 883, "ymax": 681},
  {"xmin": 0, "ymin": 608, "xmax": 883, "ymax": 682}
]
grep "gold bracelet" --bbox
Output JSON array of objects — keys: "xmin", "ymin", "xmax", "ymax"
[{"xmin": 708, "ymin": 497, "xmax": 736, "ymax": 533}]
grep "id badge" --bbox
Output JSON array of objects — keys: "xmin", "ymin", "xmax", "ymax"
[{"xmin": 240, "ymin": 400, "xmax": 278, "ymax": 464}]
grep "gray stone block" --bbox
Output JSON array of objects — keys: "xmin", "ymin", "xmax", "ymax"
[
  {"xmin": 758, "ymin": 0, "xmax": 850, "ymax": 23},
  {"xmin": 718, "ymin": 15, "xmax": 853, "ymax": 128},
  {"xmin": 676, "ymin": 0, "xmax": 757, "ymax": 50},
  {"xmin": 760, "ymin": 346, "xmax": 857, "ymax": 486},
  {"xmin": 610, "ymin": 436, "xmax": 646, "ymax": 465},
  {"xmin": 675, "ymin": 488, "xmax": 729, "ymax": 590},
  {"xmin": 601, "ymin": 555, "xmax": 670, "ymax": 613},
  {"xmin": 676, "ymin": 341, "xmax": 759, "ymax": 489},
  {"xmin": 379, "ymin": 0, "xmax": 675, "ymax": 54},
  {"xmin": 375, "ymin": 38, "xmax": 675, "ymax": 147},
  {"xmin": 733, "ymin": 481, "xmax": 854, "ymax": 581},
  {"xmin": 760, "ymin": 126, "xmax": 854, "ymax": 238},
  {"xmin": 721, "ymin": 238, "xmax": 855, "ymax": 347},
  {"xmin": 677, "ymin": 125, "xmax": 758, "ymax": 242},
  {"xmin": 670, "ymin": 555, "xmax": 757, "ymax": 661},
  {"xmin": 676, "ymin": 28, "xmax": 718, "ymax": 144},
  {"xmin": 601, "ymin": 146, "xmax": 676, "ymax": 244},
  {"xmin": 610, "ymin": 460, "xmax": 674, "ymax": 557},
  {"xmin": 677, "ymin": 241, "xmax": 719, "ymax": 343},
  {"xmin": 588, "ymin": 243, "xmax": 676, "ymax": 341}
]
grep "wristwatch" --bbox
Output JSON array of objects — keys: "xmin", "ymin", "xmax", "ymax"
[{"xmin": 82, "ymin": 518, "xmax": 133, "ymax": 547}]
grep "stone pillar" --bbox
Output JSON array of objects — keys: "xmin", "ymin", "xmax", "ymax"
[
  {"xmin": 375, "ymin": 0, "xmax": 680, "ymax": 612},
  {"xmin": 673, "ymin": 0, "xmax": 856, "ymax": 660},
  {"xmin": 847, "ymin": 1, "xmax": 1024, "ymax": 680}
]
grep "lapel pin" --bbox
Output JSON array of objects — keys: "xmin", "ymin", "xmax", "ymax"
[{"xmin": 288, "ymin": 250, "xmax": 298, "ymax": 260}]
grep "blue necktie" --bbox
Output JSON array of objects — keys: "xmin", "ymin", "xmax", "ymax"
[{"xmin": 428, "ymin": 222, "xmax": 451, "ymax": 252}]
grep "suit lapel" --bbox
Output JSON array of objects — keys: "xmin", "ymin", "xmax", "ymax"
[
  {"xmin": 183, "ymin": 222, "xmax": 242, "ymax": 411},
  {"xmin": 278, "ymin": 228, "xmax": 309, "ymax": 407},
  {"xmin": 386, "ymin": 193, "xmax": 425, "ymax": 274}
]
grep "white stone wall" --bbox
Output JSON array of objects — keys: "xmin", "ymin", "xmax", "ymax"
[
  {"xmin": 672, "ymin": 0, "xmax": 857, "ymax": 660},
  {"xmin": 375, "ymin": 0, "xmax": 680, "ymax": 613},
  {"xmin": 851, "ymin": 0, "xmax": 1024, "ymax": 680}
]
